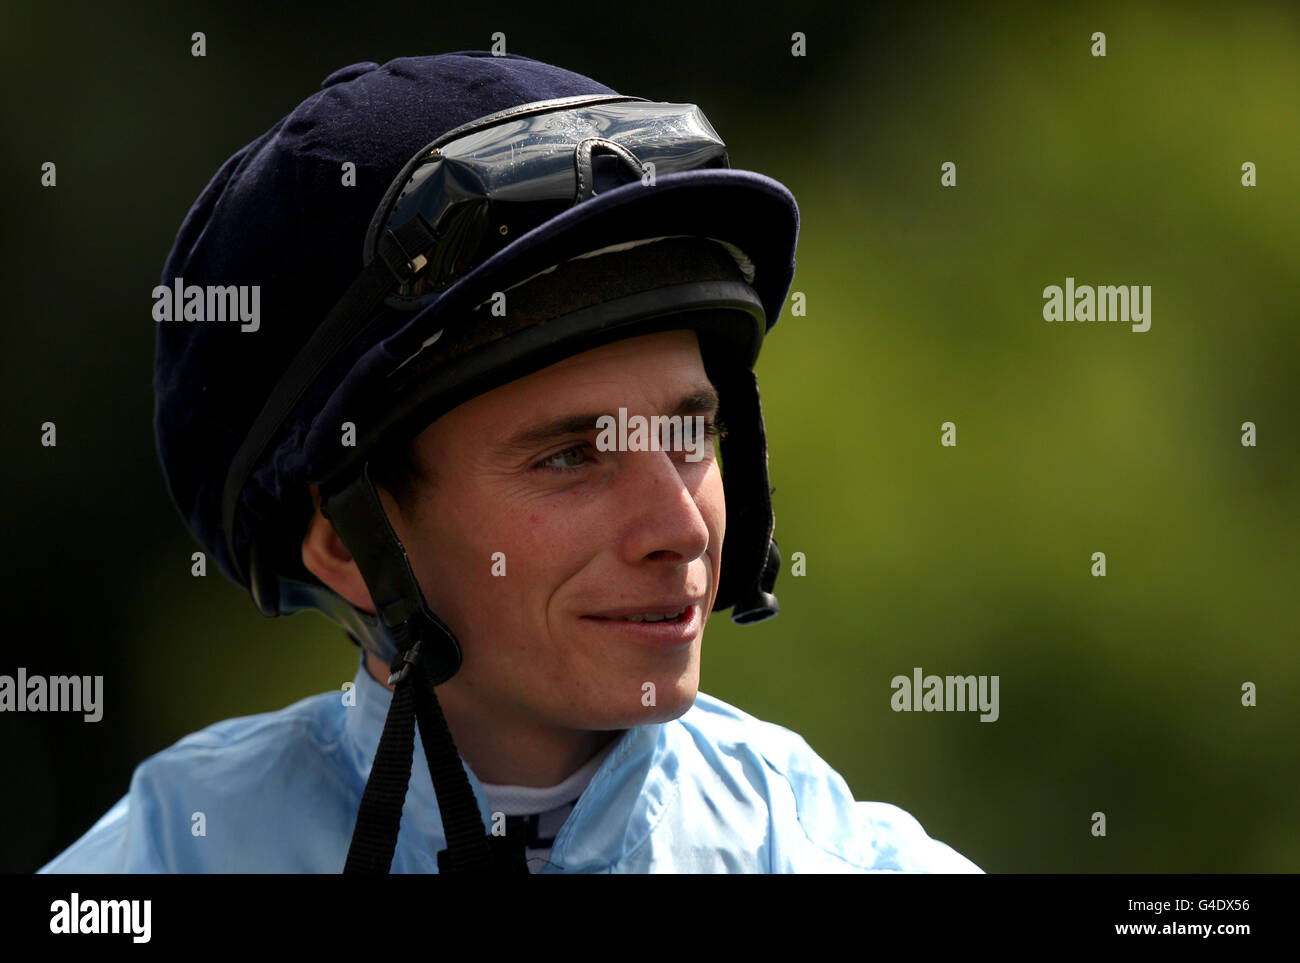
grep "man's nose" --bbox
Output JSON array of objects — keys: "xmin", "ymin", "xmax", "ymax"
[{"xmin": 613, "ymin": 449, "xmax": 713, "ymax": 567}]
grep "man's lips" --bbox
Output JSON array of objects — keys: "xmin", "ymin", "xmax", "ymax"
[
  {"xmin": 582, "ymin": 599, "xmax": 706, "ymax": 621},
  {"xmin": 580, "ymin": 602, "xmax": 705, "ymax": 648}
]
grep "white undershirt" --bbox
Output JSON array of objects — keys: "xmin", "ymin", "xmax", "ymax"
[{"xmin": 479, "ymin": 739, "xmax": 618, "ymax": 873}]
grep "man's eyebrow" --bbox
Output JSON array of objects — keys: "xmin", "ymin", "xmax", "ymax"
[{"xmin": 497, "ymin": 384, "xmax": 721, "ymax": 456}]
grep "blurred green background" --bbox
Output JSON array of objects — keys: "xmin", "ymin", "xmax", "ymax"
[{"xmin": 2, "ymin": 0, "xmax": 1296, "ymax": 872}]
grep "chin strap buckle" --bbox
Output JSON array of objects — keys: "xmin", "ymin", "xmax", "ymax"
[{"xmin": 386, "ymin": 638, "xmax": 424, "ymax": 687}]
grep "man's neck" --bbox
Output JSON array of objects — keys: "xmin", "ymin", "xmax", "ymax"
[{"xmin": 363, "ymin": 650, "xmax": 621, "ymax": 787}]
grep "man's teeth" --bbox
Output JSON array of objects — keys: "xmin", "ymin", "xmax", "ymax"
[{"xmin": 614, "ymin": 609, "xmax": 686, "ymax": 622}]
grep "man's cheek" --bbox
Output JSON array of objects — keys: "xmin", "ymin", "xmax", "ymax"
[
  {"xmin": 409, "ymin": 537, "xmax": 488, "ymax": 627},
  {"xmin": 512, "ymin": 507, "xmax": 604, "ymax": 553}
]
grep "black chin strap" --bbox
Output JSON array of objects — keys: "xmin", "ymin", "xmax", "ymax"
[{"xmin": 323, "ymin": 465, "xmax": 529, "ymax": 875}]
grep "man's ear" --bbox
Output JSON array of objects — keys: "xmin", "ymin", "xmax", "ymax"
[{"xmin": 300, "ymin": 484, "xmax": 377, "ymax": 615}]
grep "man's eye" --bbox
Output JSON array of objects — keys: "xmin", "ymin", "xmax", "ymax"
[
  {"xmin": 537, "ymin": 446, "xmax": 588, "ymax": 471},
  {"xmin": 680, "ymin": 419, "xmax": 725, "ymax": 451},
  {"xmin": 690, "ymin": 420, "xmax": 724, "ymax": 443}
]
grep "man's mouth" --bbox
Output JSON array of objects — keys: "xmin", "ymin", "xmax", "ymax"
[
  {"xmin": 580, "ymin": 602, "xmax": 703, "ymax": 648},
  {"xmin": 584, "ymin": 601, "xmax": 698, "ymax": 622},
  {"xmin": 594, "ymin": 608, "xmax": 687, "ymax": 623}
]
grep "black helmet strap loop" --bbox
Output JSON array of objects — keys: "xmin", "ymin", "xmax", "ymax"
[
  {"xmin": 323, "ymin": 466, "xmax": 528, "ymax": 874},
  {"xmin": 573, "ymin": 138, "xmax": 647, "ymax": 202}
]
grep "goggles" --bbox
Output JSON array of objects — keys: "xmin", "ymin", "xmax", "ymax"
[{"xmin": 364, "ymin": 94, "xmax": 730, "ymax": 299}]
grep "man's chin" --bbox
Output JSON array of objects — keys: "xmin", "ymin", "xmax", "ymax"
[
  {"xmin": 637, "ymin": 695, "xmax": 698, "ymax": 726},
  {"xmin": 545, "ymin": 670, "xmax": 698, "ymax": 731},
  {"xmin": 599, "ymin": 675, "xmax": 700, "ymax": 729}
]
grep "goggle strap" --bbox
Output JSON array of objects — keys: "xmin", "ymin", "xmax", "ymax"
[{"xmin": 375, "ymin": 215, "xmax": 439, "ymax": 285}]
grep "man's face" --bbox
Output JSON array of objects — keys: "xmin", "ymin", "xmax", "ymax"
[{"xmin": 382, "ymin": 328, "xmax": 725, "ymax": 732}]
